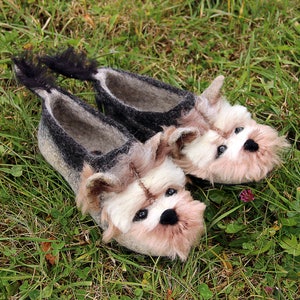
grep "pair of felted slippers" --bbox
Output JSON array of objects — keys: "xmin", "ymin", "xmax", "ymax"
[
  {"xmin": 13, "ymin": 48, "xmax": 288, "ymax": 260},
  {"xmin": 39, "ymin": 48, "xmax": 289, "ymax": 184}
]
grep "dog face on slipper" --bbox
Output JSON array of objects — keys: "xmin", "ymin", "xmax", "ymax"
[
  {"xmin": 172, "ymin": 76, "xmax": 290, "ymax": 184},
  {"xmin": 76, "ymin": 132, "xmax": 206, "ymax": 260}
]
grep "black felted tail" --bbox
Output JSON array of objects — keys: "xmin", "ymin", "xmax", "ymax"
[
  {"xmin": 13, "ymin": 53, "xmax": 55, "ymax": 93},
  {"xmin": 40, "ymin": 47, "xmax": 98, "ymax": 81}
]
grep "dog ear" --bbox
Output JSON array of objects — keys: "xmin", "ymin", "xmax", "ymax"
[
  {"xmin": 147, "ymin": 129, "xmax": 198, "ymax": 162},
  {"xmin": 143, "ymin": 131, "xmax": 168, "ymax": 162},
  {"xmin": 76, "ymin": 163, "xmax": 120, "ymax": 214},
  {"xmin": 200, "ymin": 75, "xmax": 225, "ymax": 105},
  {"xmin": 86, "ymin": 172, "xmax": 120, "ymax": 196},
  {"xmin": 163, "ymin": 127, "xmax": 199, "ymax": 158},
  {"xmin": 77, "ymin": 165, "xmax": 124, "ymax": 243},
  {"xmin": 167, "ymin": 127, "xmax": 198, "ymax": 148}
]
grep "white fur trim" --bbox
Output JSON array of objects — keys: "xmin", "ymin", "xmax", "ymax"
[{"xmin": 141, "ymin": 157, "xmax": 186, "ymax": 193}]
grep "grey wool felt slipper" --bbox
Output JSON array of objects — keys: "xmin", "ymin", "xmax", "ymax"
[
  {"xmin": 40, "ymin": 48, "xmax": 289, "ymax": 185},
  {"xmin": 13, "ymin": 56, "xmax": 135, "ymax": 194},
  {"xmin": 13, "ymin": 55, "xmax": 206, "ymax": 260},
  {"xmin": 40, "ymin": 47, "xmax": 196, "ymax": 142}
]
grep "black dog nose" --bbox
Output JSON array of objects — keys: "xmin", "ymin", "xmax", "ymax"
[
  {"xmin": 160, "ymin": 209, "xmax": 178, "ymax": 225},
  {"xmin": 244, "ymin": 139, "xmax": 259, "ymax": 152}
]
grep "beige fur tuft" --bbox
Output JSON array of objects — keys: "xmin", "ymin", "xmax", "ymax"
[
  {"xmin": 201, "ymin": 75, "xmax": 225, "ymax": 105},
  {"xmin": 76, "ymin": 163, "xmax": 98, "ymax": 214}
]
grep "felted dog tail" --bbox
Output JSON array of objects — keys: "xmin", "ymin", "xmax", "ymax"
[
  {"xmin": 13, "ymin": 53, "xmax": 55, "ymax": 93},
  {"xmin": 40, "ymin": 47, "xmax": 98, "ymax": 81}
]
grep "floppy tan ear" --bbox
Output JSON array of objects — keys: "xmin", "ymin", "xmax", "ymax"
[
  {"xmin": 168, "ymin": 127, "xmax": 199, "ymax": 146},
  {"xmin": 163, "ymin": 126, "xmax": 199, "ymax": 159},
  {"xmin": 143, "ymin": 131, "xmax": 169, "ymax": 163},
  {"xmin": 76, "ymin": 163, "xmax": 119, "ymax": 214},
  {"xmin": 200, "ymin": 75, "xmax": 225, "ymax": 105},
  {"xmin": 77, "ymin": 165, "xmax": 123, "ymax": 243},
  {"xmin": 86, "ymin": 171, "xmax": 120, "ymax": 196}
]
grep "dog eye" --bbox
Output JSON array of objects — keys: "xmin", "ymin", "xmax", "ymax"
[
  {"xmin": 217, "ymin": 145, "xmax": 227, "ymax": 158},
  {"xmin": 165, "ymin": 188, "xmax": 177, "ymax": 197},
  {"xmin": 133, "ymin": 209, "xmax": 148, "ymax": 222},
  {"xmin": 235, "ymin": 127, "xmax": 244, "ymax": 134}
]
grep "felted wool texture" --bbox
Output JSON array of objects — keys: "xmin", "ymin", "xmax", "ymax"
[
  {"xmin": 38, "ymin": 119, "xmax": 82, "ymax": 192},
  {"xmin": 13, "ymin": 56, "xmax": 135, "ymax": 193},
  {"xmin": 38, "ymin": 89, "xmax": 134, "ymax": 178},
  {"xmin": 14, "ymin": 54, "xmax": 208, "ymax": 260},
  {"xmin": 41, "ymin": 47, "xmax": 196, "ymax": 142},
  {"xmin": 40, "ymin": 48, "xmax": 290, "ymax": 185},
  {"xmin": 93, "ymin": 68, "xmax": 196, "ymax": 142}
]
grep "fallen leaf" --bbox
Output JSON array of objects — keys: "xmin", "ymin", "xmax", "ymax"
[
  {"xmin": 166, "ymin": 289, "xmax": 174, "ymax": 300},
  {"xmin": 222, "ymin": 252, "xmax": 233, "ymax": 275},
  {"xmin": 23, "ymin": 43, "xmax": 33, "ymax": 50},
  {"xmin": 41, "ymin": 238, "xmax": 58, "ymax": 265},
  {"xmin": 83, "ymin": 14, "xmax": 95, "ymax": 28},
  {"xmin": 272, "ymin": 221, "xmax": 282, "ymax": 231}
]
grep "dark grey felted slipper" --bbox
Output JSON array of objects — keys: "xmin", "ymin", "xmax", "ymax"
[
  {"xmin": 13, "ymin": 55, "xmax": 206, "ymax": 260},
  {"xmin": 40, "ymin": 47, "xmax": 196, "ymax": 142},
  {"xmin": 40, "ymin": 48, "xmax": 289, "ymax": 185},
  {"xmin": 13, "ymin": 56, "xmax": 135, "ymax": 193}
]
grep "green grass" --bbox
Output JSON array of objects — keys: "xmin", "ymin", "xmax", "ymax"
[{"xmin": 1, "ymin": 0, "xmax": 299, "ymax": 299}]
